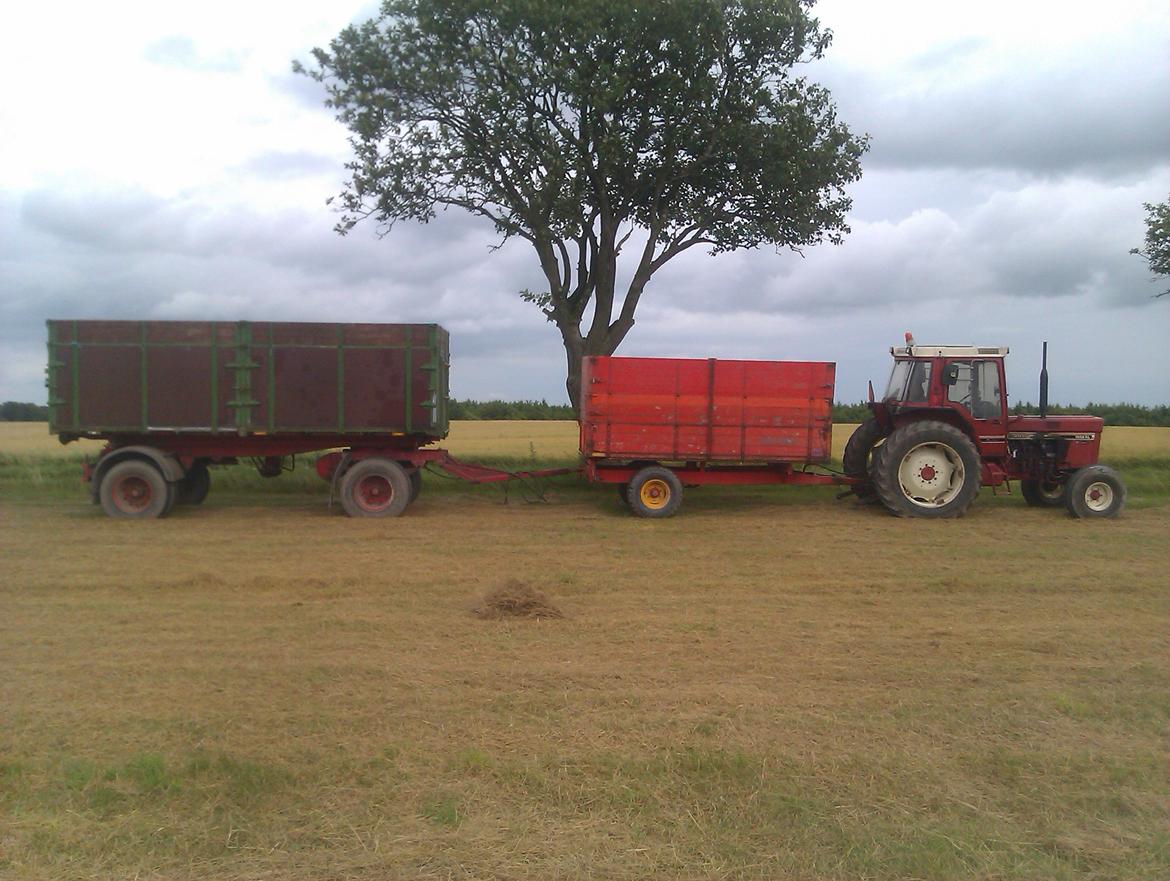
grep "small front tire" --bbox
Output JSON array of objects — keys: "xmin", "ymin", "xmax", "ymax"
[
  {"xmin": 626, "ymin": 466, "xmax": 683, "ymax": 518},
  {"xmin": 1065, "ymin": 466, "xmax": 1125, "ymax": 519}
]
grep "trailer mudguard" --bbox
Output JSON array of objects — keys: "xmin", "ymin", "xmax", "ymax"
[{"xmin": 90, "ymin": 446, "xmax": 186, "ymax": 501}]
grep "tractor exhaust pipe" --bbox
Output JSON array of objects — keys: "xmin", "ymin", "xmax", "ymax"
[{"xmin": 1039, "ymin": 341, "xmax": 1049, "ymax": 418}]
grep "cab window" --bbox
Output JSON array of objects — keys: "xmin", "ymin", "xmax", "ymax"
[{"xmin": 945, "ymin": 360, "xmax": 1002, "ymax": 419}]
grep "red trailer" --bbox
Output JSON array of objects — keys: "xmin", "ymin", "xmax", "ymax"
[{"xmin": 580, "ymin": 355, "xmax": 848, "ymax": 516}]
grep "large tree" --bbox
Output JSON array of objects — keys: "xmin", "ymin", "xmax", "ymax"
[
  {"xmin": 1131, "ymin": 195, "xmax": 1170, "ymax": 298},
  {"xmin": 297, "ymin": 0, "xmax": 868, "ymax": 406}
]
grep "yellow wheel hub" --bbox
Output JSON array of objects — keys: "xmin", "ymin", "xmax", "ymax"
[{"xmin": 639, "ymin": 478, "xmax": 671, "ymax": 509}]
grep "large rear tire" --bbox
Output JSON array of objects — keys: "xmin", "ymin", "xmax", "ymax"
[
  {"xmin": 339, "ymin": 459, "xmax": 412, "ymax": 518},
  {"xmin": 626, "ymin": 466, "xmax": 683, "ymax": 518},
  {"xmin": 99, "ymin": 460, "xmax": 174, "ymax": 519},
  {"xmin": 872, "ymin": 421, "xmax": 981, "ymax": 518},
  {"xmin": 1064, "ymin": 465, "xmax": 1125, "ymax": 518},
  {"xmin": 1020, "ymin": 477, "xmax": 1065, "ymax": 508}
]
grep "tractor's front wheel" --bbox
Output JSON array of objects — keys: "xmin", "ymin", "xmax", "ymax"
[
  {"xmin": 1064, "ymin": 465, "xmax": 1125, "ymax": 518},
  {"xmin": 872, "ymin": 421, "xmax": 982, "ymax": 518},
  {"xmin": 1020, "ymin": 477, "xmax": 1065, "ymax": 508}
]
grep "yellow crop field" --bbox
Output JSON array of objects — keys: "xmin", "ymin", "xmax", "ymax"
[
  {"xmin": 1, "ymin": 419, "xmax": 1168, "ymax": 880},
  {"xmin": 5, "ymin": 420, "xmax": 1165, "ymax": 461}
]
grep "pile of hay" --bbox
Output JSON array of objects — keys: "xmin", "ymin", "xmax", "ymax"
[{"xmin": 473, "ymin": 580, "xmax": 565, "ymax": 620}]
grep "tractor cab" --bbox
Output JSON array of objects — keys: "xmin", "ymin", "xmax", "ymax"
[{"xmin": 873, "ymin": 336, "xmax": 1009, "ymax": 444}]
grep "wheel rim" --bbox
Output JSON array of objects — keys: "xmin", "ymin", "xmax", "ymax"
[
  {"xmin": 1083, "ymin": 481, "xmax": 1114, "ymax": 512},
  {"xmin": 114, "ymin": 475, "xmax": 153, "ymax": 513},
  {"xmin": 639, "ymin": 478, "xmax": 671, "ymax": 510},
  {"xmin": 355, "ymin": 474, "xmax": 394, "ymax": 512},
  {"xmin": 897, "ymin": 442, "xmax": 965, "ymax": 507}
]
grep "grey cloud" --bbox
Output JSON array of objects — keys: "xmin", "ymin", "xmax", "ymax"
[
  {"xmin": 817, "ymin": 44, "xmax": 1170, "ymax": 176},
  {"xmin": 235, "ymin": 150, "xmax": 342, "ymax": 180},
  {"xmin": 143, "ymin": 35, "xmax": 243, "ymax": 72}
]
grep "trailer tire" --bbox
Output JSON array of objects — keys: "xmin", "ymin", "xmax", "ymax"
[
  {"xmin": 626, "ymin": 466, "xmax": 683, "ymax": 518},
  {"xmin": 1020, "ymin": 477, "xmax": 1065, "ymax": 508},
  {"xmin": 339, "ymin": 458, "xmax": 412, "ymax": 518},
  {"xmin": 406, "ymin": 467, "xmax": 423, "ymax": 504},
  {"xmin": 872, "ymin": 421, "xmax": 981, "ymax": 518},
  {"xmin": 176, "ymin": 462, "xmax": 211, "ymax": 505},
  {"xmin": 99, "ymin": 459, "xmax": 174, "ymax": 519},
  {"xmin": 1064, "ymin": 465, "xmax": 1125, "ymax": 519}
]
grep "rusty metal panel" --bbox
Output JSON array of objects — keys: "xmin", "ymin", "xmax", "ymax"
[
  {"xmin": 146, "ymin": 346, "xmax": 214, "ymax": 427},
  {"xmin": 46, "ymin": 320, "xmax": 450, "ymax": 441},
  {"xmin": 77, "ymin": 346, "xmax": 142, "ymax": 429},
  {"xmin": 580, "ymin": 355, "xmax": 835, "ymax": 464}
]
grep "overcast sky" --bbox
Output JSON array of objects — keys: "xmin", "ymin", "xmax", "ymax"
[{"xmin": 2, "ymin": 0, "xmax": 1168, "ymax": 407}]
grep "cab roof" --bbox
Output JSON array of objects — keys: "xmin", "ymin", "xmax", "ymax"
[{"xmin": 891, "ymin": 345, "xmax": 1009, "ymax": 358}]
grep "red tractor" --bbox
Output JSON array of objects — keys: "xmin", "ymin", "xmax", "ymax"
[{"xmin": 844, "ymin": 335, "xmax": 1126, "ymax": 518}]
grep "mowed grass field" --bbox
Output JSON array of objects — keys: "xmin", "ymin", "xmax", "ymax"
[{"xmin": 2, "ymin": 421, "xmax": 1169, "ymax": 880}]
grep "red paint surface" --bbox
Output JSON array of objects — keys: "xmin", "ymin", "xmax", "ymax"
[{"xmin": 580, "ymin": 356, "xmax": 835, "ymax": 463}]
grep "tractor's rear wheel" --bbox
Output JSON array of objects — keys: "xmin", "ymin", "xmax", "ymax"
[
  {"xmin": 843, "ymin": 418, "xmax": 885, "ymax": 504},
  {"xmin": 339, "ymin": 458, "xmax": 412, "ymax": 518},
  {"xmin": 1020, "ymin": 477, "xmax": 1065, "ymax": 508},
  {"xmin": 626, "ymin": 466, "xmax": 683, "ymax": 518},
  {"xmin": 1064, "ymin": 465, "xmax": 1125, "ymax": 518},
  {"xmin": 872, "ymin": 421, "xmax": 981, "ymax": 518}
]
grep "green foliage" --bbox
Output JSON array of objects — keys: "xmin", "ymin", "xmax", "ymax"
[
  {"xmin": 1, "ymin": 401, "xmax": 49, "ymax": 421},
  {"xmin": 448, "ymin": 397, "xmax": 575, "ymax": 420},
  {"xmin": 1131, "ymin": 194, "xmax": 1170, "ymax": 297},
  {"xmin": 298, "ymin": 0, "xmax": 867, "ymax": 404},
  {"xmin": 1010, "ymin": 401, "xmax": 1170, "ymax": 427}
]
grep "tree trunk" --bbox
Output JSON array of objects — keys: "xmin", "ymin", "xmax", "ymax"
[{"xmin": 561, "ymin": 328, "xmax": 585, "ymax": 413}]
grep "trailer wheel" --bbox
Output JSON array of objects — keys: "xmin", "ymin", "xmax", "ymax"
[
  {"xmin": 1064, "ymin": 465, "xmax": 1125, "ymax": 519},
  {"xmin": 843, "ymin": 418, "xmax": 885, "ymax": 503},
  {"xmin": 406, "ymin": 467, "xmax": 423, "ymax": 504},
  {"xmin": 176, "ymin": 462, "xmax": 211, "ymax": 505},
  {"xmin": 626, "ymin": 466, "xmax": 683, "ymax": 518},
  {"xmin": 99, "ymin": 459, "xmax": 174, "ymax": 519},
  {"xmin": 872, "ymin": 421, "xmax": 981, "ymax": 518},
  {"xmin": 339, "ymin": 458, "xmax": 412, "ymax": 518},
  {"xmin": 1020, "ymin": 477, "xmax": 1065, "ymax": 508}
]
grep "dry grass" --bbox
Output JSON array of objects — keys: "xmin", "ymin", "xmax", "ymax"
[
  {"xmin": 472, "ymin": 580, "xmax": 565, "ymax": 620},
  {"xmin": 8, "ymin": 420, "xmax": 1164, "ymax": 462},
  {"xmin": 2, "ymin": 484, "xmax": 1169, "ymax": 880},
  {"xmin": 2, "ymin": 420, "xmax": 1169, "ymax": 879}
]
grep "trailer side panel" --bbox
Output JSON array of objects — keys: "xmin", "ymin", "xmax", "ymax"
[{"xmin": 580, "ymin": 355, "xmax": 835, "ymax": 463}]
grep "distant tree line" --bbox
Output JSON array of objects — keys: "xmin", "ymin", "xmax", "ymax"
[
  {"xmin": 448, "ymin": 399, "xmax": 576, "ymax": 420},
  {"xmin": 1, "ymin": 402, "xmax": 50, "ymax": 421},
  {"xmin": 4, "ymin": 399, "xmax": 1168, "ymax": 426}
]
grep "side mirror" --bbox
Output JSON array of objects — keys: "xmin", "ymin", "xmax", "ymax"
[{"xmin": 944, "ymin": 364, "xmax": 961, "ymax": 386}]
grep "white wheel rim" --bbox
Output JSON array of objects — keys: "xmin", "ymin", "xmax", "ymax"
[
  {"xmin": 1083, "ymin": 481, "xmax": 1114, "ymax": 512},
  {"xmin": 897, "ymin": 442, "xmax": 965, "ymax": 507}
]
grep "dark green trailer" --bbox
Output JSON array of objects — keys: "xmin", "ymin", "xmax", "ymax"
[
  {"xmin": 47, "ymin": 320, "xmax": 449, "ymax": 440},
  {"xmin": 47, "ymin": 319, "xmax": 459, "ymax": 519}
]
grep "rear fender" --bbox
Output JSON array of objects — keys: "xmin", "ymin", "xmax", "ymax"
[{"xmin": 90, "ymin": 446, "xmax": 185, "ymax": 500}]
